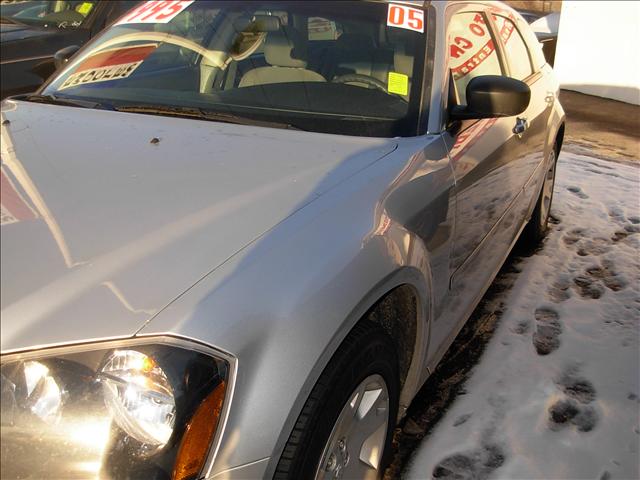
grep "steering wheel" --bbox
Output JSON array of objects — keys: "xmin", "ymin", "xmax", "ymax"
[{"xmin": 332, "ymin": 73, "xmax": 388, "ymax": 93}]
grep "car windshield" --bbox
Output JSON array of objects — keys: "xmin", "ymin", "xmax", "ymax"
[
  {"xmin": 40, "ymin": 0, "xmax": 428, "ymax": 137},
  {"xmin": 0, "ymin": 0, "xmax": 97, "ymax": 28}
]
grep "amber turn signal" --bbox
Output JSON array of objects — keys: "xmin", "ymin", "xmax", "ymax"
[{"xmin": 173, "ymin": 381, "xmax": 226, "ymax": 480}]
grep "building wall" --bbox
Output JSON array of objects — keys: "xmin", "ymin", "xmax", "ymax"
[{"xmin": 554, "ymin": 1, "xmax": 640, "ymax": 105}]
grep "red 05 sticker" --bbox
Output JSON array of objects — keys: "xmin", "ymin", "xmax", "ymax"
[{"xmin": 387, "ymin": 4, "xmax": 424, "ymax": 33}]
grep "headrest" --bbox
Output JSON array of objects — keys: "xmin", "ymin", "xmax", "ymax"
[
  {"xmin": 335, "ymin": 33, "xmax": 375, "ymax": 51},
  {"xmin": 394, "ymin": 44, "xmax": 414, "ymax": 77},
  {"xmin": 233, "ymin": 14, "xmax": 282, "ymax": 33},
  {"xmin": 249, "ymin": 15, "xmax": 282, "ymax": 32},
  {"xmin": 265, "ymin": 27, "xmax": 308, "ymax": 68}
]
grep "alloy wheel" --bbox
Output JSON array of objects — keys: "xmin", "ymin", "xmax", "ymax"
[{"xmin": 314, "ymin": 374, "xmax": 390, "ymax": 480}]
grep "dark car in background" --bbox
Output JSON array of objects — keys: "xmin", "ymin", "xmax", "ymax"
[{"xmin": 0, "ymin": 0, "xmax": 140, "ymax": 99}]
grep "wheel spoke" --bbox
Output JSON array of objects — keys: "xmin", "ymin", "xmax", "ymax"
[
  {"xmin": 358, "ymin": 421, "xmax": 387, "ymax": 469},
  {"xmin": 351, "ymin": 386, "xmax": 388, "ymax": 470},
  {"xmin": 356, "ymin": 387, "xmax": 382, "ymax": 420},
  {"xmin": 313, "ymin": 374, "xmax": 390, "ymax": 480}
]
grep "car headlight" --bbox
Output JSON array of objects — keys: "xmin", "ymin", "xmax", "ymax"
[{"xmin": 0, "ymin": 337, "xmax": 231, "ymax": 480}]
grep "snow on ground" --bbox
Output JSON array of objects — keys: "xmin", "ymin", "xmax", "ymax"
[{"xmin": 406, "ymin": 152, "xmax": 640, "ymax": 480}]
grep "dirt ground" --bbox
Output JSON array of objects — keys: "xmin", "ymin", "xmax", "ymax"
[{"xmin": 560, "ymin": 90, "xmax": 640, "ymax": 163}]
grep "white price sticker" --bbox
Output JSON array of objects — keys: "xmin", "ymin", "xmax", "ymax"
[{"xmin": 387, "ymin": 4, "xmax": 424, "ymax": 33}]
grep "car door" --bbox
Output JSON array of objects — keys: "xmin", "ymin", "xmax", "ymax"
[
  {"xmin": 434, "ymin": 4, "xmax": 546, "ymax": 348},
  {"xmin": 488, "ymin": 9, "xmax": 553, "ymax": 217}
]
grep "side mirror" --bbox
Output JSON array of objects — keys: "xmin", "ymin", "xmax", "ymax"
[
  {"xmin": 54, "ymin": 45, "xmax": 81, "ymax": 70},
  {"xmin": 32, "ymin": 45, "xmax": 81, "ymax": 80},
  {"xmin": 450, "ymin": 75, "xmax": 531, "ymax": 120}
]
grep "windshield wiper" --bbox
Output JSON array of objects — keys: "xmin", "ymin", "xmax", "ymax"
[
  {"xmin": 115, "ymin": 104, "xmax": 303, "ymax": 130},
  {"xmin": 22, "ymin": 94, "xmax": 114, "ymax": 110}
]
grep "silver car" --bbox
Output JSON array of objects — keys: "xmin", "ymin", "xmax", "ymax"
[{"xmin": 0, "ymin": 1, "xmax": 565, "ymax": 479}]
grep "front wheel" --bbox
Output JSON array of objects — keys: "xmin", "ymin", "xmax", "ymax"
[
  {"xmin": 522, "ymin": 148, "xmax": 557, "ymax": 247},
  {"xmin": 274, "ymin": 323, "xmax": 399, "ymax": 480}
]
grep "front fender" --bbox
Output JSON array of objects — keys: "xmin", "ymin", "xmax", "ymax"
[{"xmin": 139, "ymin": 136, "xmax": 454, "ymax": 477}]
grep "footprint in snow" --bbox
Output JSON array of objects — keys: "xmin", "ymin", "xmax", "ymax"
[
  {"xmin": 548, "ymin": 368, "xmax": 599, "ymax": 432},
  {"xmin": 548, "ymin": 399, "xmax": 598, "ymax": 432},
  {"xmin": 573, "ymin": 260, "xmax": 627, "ymax": 299},
  {"xmin": 612, "ymin": 230, "xmax": 630, "ymax": 243},
  {"xmin": 576, "ymin": 238, "xmax": 611, "ymax": 257},
  {"xmin": 586, "ymin": 262, "xmax": 627, "ymax": 292},
  {"xmin": 573, "ymin": 275, "xmax": 605, "ymax": 299},
  {"xmin": 608, "ymin": 206, "xmax": 626, "ymax": 223},
  {"xmin": 532, "ymin": 308, "xmax": 562, "ymax": 355},
  {"xmin": 562, "ymin": 229, "xmax": 616, "ymax": 257},
  {"xmin": 561, "ymin": 229, "xmax": 611, "ymax": 256},
  {"xmin": 556, "ymin": 372, "xmax": 597, "ymax": 404},
  {"xmin": 567, "ymin": 186, "xmax": 589, "ymax": 199},
  {"xmin": 511, "ymin": 319, "xmax": 530, "ymax": 335},
  {"xmin": 432, "ymin": 444, "xmax": 505, "ymax": 480},
  {"xmin": 563, "ymin": 228, "xmax": 585, "ymax": 246},
  {"xmin": 547, "ymin": 275, "xmax": 572, "ymax": 303},
  {"xmin": 624, "ymin": 223, "xmax": 640, "ymax": 233}
]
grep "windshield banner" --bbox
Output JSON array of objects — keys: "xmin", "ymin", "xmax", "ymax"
[
  {"xmin": 115, "ymin": 0, "xmax": 194, "ymax": 25},
  {"xmin": 59, "ymin": 44, "xmax": 157, "ymax": 90}
]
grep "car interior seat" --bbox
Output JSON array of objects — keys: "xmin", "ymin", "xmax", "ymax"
[
  {"xmin": 326, "ymin": 33, "xmax": 394, "ymax": 85},
  {"xmin": 239, "ymin": 21, "xmax": 325, "ymax": 87}
]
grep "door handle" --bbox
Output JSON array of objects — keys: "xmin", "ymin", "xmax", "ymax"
[{"xmin": 513, "ymin": 117, "xmax": 528, "ymax": 137}]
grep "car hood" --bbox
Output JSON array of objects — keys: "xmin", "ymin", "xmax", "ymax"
[{"xmin": 0, "ymin": 100, "xmax": 396, "ymax": 353}]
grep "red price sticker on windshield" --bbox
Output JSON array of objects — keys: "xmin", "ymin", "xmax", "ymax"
[
  {"xmin": 387, "ymin": 4, "xmax": 424, "ymax": 33},
  {"xmin": 115, "ymin": 0, "xmax": 194, "ymax": 25}
]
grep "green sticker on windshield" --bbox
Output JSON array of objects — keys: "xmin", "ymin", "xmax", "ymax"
[
  {"xmin": 76, "ymin": 2, "xmax": 94, "ymax": 16},
  {"xmin": 388, "ymin": 72, "xmax": 408, "ymax": 95}
]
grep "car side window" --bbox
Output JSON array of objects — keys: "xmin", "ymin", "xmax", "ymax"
[
  {"xmin": 492, "ymin": 15, "xmax": 533, "ymax": 81},
  {"xmin": 448, "ymin": 12, "xmax": 503, "ymax": 105}
]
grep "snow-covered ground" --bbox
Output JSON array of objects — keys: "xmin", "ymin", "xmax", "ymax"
[{"xmin": 406, "ymin": 152, "xmax": 640, "ymax": 480}]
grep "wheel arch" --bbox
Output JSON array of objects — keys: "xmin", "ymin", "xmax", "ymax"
[
  {"xmin": 264, "ymin": 265, "xmax": 432, "ymax": 478},
  {"xmin": 555, "ymin": 121, "xmax": 565, "ymax": 153}
]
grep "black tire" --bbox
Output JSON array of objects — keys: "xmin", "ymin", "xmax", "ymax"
[
  {"xmin": 273, "ymin": 322, "xmax": 400, "ymax": 479},
  {"xmin": 522, "ymin": 147, "xmax": 558, "ymax": 247}
]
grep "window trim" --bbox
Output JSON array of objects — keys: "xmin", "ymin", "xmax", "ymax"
[
  {"xmin": 436, "ymin": 2, "xmax": 546, "ymax": 133},
  {"xmin": 445, "ymin": 7, "xmax": 507, "ymax": 106},
  {"xmin": 487, "ymin": 13, "xmax": 537, "ymax": 84},
  {"xmin": 417, "ymin": 4, "xmax": 436, "ymax": 135}
]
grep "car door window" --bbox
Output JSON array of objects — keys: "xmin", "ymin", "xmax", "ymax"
[
  {"xmin": 492, "ymin": 15, "xmax": 533, "ymax": 81},
  {"xmin": 448, "ymin": 12, "xmax": 502, "ymax": 105}
]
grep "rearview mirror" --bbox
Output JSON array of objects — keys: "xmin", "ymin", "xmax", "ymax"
[
  {"xmin": 54, "ymin": 45, "xmax": 81, "ymax": 70},
  {"xmin": 450, "ymin": 75, "xmax": 531, "ymax": 121}
]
